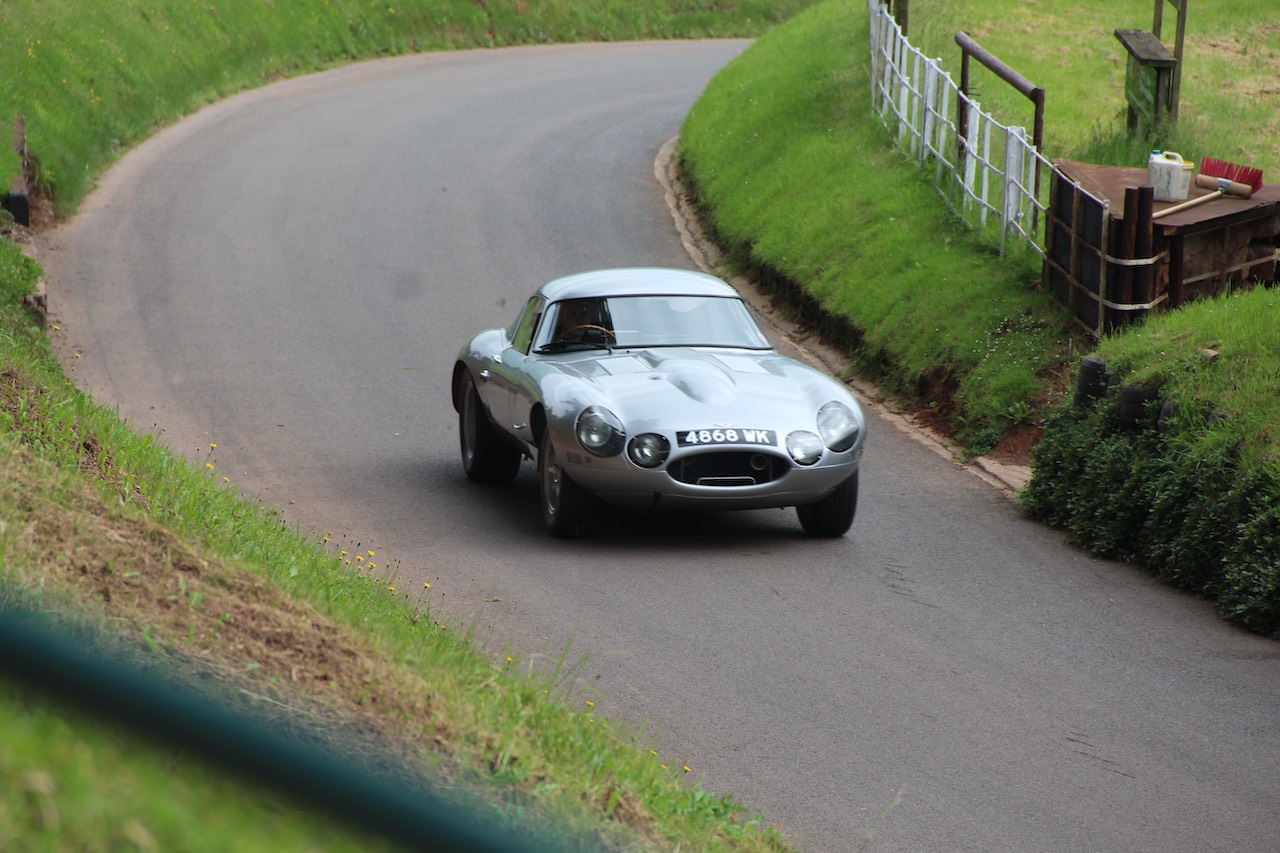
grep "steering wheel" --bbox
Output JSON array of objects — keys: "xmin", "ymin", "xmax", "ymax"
[{"xmin": 558, "ymin": 324, "xmax": 617, "ymax": 343}]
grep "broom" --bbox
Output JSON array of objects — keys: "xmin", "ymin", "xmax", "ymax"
[{"xmin": 1152, "ymin": 156, "xmax": 1264, "ymax": 220}]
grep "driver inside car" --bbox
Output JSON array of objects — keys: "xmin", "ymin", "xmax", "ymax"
[{"xmin": 553, "ymin": 298, "xmax": 614, "ymax": 344}]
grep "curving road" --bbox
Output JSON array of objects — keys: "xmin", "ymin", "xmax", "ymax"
[{"xmin": 36, "ymin": 42, "xmax": 1280, "ymax": 852}]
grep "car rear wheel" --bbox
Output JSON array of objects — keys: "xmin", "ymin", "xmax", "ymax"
[
  {"xmin": 539, "ymin": 431, "xmax": 597, "ymax": 538},
  {"xmin": 459, "ymin": 373, "xmax": 521, "ymax": 483},
  {"xmin": 796, "ymin": 471, "xmax": 858, "ymax": 537}
]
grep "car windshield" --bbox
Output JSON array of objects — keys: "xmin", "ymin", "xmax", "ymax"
[{"xmin": 534, "ymin": 294, "xmax": 771, "ymax": 352}]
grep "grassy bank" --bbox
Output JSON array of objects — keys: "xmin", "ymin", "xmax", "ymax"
[
  {"xmin": 677, "ymin": 0, "xmax": 1280, "ymax": 633},
  {"xmin": 1, "ymin": 3, "xmax": 821, "ymax": 850}
]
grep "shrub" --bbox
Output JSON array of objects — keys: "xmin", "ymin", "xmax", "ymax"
[{"xmin": 1024, "ymin": 390, "xmax": 1280, "ymax": 637}]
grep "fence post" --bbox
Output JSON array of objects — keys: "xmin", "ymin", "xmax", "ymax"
[
  {"xmin": 963, "ymin": 102, "xmax": 980, "ymax": 214},
  {"xmin": 922, "ymin": 63, "xmax": 937, "ymax": 164},
  {"xmin": 909, "ymin": 50, "xmax": 922, "ymax": 156},
  {"xmin": 980, "ymin": 115, "xmax": 993, "ymax": 226},
  {"xmin": 1003, "ymin": 127, "xmax": 1031, "ymax": 251},
  {"xmin": 935, "ymin": 71, "xmax": 952, "ymax": 185},
  {"xmin": 898, "ymin": 75, "xmax": 912, "ymax": 147}
]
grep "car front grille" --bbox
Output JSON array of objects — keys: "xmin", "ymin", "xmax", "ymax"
[{"xmin": 667, "ymin": 450, "xmax": 789, "ymax": 487}]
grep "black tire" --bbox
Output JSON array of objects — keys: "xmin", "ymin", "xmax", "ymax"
[
  {"xmin": 539, "ymin": 431, "xmax": 597, "ymax": 538},
  {"xmin": 459, "ymin": 373, "xmax": 521, "ymax": 483},
  {"xmin": 796, "ymin": 471, "xmax": 859, "ymax": 537}
]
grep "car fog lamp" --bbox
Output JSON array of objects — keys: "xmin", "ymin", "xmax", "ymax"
[
  {"xmin": 627, "ymin": 433, "xmax": 670, "ymax": 468},
  {"xmin": 786, "ymin": 430, "xmax": 824, "ymax": 466},
  {"xmin": 817, "ymin": 401, "xmax": 861, "ymax": 452},
  {"xmin": 576, "ymin": 406, "xmax": 626, "ymax": 457}
]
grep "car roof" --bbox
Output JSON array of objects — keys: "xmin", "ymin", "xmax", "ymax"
[{"xmin": 535, "ymin": 268, "xmax": 740, "ymax": 302}]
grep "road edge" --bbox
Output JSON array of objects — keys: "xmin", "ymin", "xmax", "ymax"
[{"xmin": 654, "ymin": 136, "xmax": 1033, "ymax": 499}]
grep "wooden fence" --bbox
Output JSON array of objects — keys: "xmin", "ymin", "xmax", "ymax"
[{"xmin": 867, "ymin": 0, "xmax": 1054, "ymax": 256}]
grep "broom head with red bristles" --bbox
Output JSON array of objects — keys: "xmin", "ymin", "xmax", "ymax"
[{"xmin": 1196, "ymin": 156, "xmax": 1264, "ymax": 198}]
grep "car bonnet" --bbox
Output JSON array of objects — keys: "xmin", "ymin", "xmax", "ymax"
[{"xmin": 551, "ymin": 348, "xmax": 850, "ymax": 426}]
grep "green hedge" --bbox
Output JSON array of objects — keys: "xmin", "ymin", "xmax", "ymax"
[{"xmin": 1023, "ymin": 386, "xmax": 1280, "ymax": 637}]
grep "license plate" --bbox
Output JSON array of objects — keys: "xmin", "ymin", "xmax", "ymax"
[{"xmin": 677, "ymin": 427, "xmax": 776, "ymax": 447}]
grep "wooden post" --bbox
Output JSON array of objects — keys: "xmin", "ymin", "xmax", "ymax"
[
  {"xmin": 1115, "ymin": 187, "xmax": 1140, "ymax": 330},
  {"xmin": 1153, "ymin": 0, "xmax": 1187, "ymax": 124},
  {"xmin": 1133, "ymin": 185, "xmax": 1155, "ymax": 319},
  {"xmin": 890, "ymin": 0, "xmax": 909, "ymax": 35}
]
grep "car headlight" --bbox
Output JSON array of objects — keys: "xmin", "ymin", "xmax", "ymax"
[
  {"xmin": 817, "ymin": 401, "xmax": 861, "ymax": 452},
  {"xmin": 627, "ymin": 433, "xmax": 670, "ymax": 468},
  {"xmin": 575, "ymin": 406, "xmax": 625, "ymax": 457},
  {"xmin": 786, "ymin": 430, "xmax": 825, "ymax": 466}
]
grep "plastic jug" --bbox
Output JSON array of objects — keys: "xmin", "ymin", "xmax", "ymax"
[{"xmin": 1148, "ymin": 151, "xmax": 1192, "ymax": 202}]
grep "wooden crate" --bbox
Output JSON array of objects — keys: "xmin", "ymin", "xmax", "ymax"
[{"xmin": 1043, "ymin": 159, "xmax": 1280, "ymax": 335}]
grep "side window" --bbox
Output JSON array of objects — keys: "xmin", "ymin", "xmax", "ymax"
[{"xmin": 510, "ymin": 296, "xmax": 544, "ymax": 355}]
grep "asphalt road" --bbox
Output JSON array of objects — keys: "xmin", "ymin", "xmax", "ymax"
[{"xmin": 35, "ymin": 42, "xmax": 1280, "ymax": 852}]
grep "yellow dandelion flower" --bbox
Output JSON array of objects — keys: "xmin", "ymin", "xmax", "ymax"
[
  {"xmin": 223, "ymin": 477, "xmax": 230, "ymax": 483},
  {"xmin": 367, "ymin": 550, "xmax": 375, "ymax": 557},
  {"xmin": 356, "ymin": 555, "xmax": 364, "ymax": 563},
  {"xmin": 424, "ymin": 582, "xmax": 431, "ymax": 589},
  {"xmin": 506, "ymin": 656, "xmax": 514, "ymax": 664},
  {"xmin": 205, "ymin": 462, "xmax": 214, "ymax": 470},
  {"xmin": 388, "ymin": 585, "xmax": 396, "ymax": 592},
  {"xmin": 683, "ymin": 765, "xmax": 692, "ymax": 774},
  {"xmin": 210, "ymin": 443, "xmax": 217, "ymax": 449},
  {"xmin": 585, "ymin": 700, "xmax": 595, "ymax": 708}
]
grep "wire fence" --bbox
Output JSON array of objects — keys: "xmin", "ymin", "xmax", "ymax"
[{"xmin": 866, "ymin": 0, "xmax": 1061, "ymax": 256}]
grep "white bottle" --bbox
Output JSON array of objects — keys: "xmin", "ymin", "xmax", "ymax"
[{"xmin": 1148, "ymin": 150, "xmax": 1191, "ymax": 202}]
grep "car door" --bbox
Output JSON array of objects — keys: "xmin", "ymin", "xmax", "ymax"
[{"xmin": 484, "ymin": 296, "xmax": 543, "ymax": 451}]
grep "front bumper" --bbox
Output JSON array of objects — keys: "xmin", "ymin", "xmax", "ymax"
[{"xmin": 561, "ymin": 444, "xmax": 862, "ymax": 511}]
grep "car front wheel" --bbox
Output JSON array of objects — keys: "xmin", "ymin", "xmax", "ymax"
[
  {"xmin": 459, "ymin": 373, "xmax": 521, "ymax": 483},
  {"xmin": 796, "ymin": 471, "xmax": 858, "ymax": 537},
  {"xmin": 539, "ymin": 431, "xmax": 597, "ymax": 538}
]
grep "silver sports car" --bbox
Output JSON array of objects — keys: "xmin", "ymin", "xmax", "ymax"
[{"xmin": 451, "ymin": 268, "xmax": 866, "ymax": 538}]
